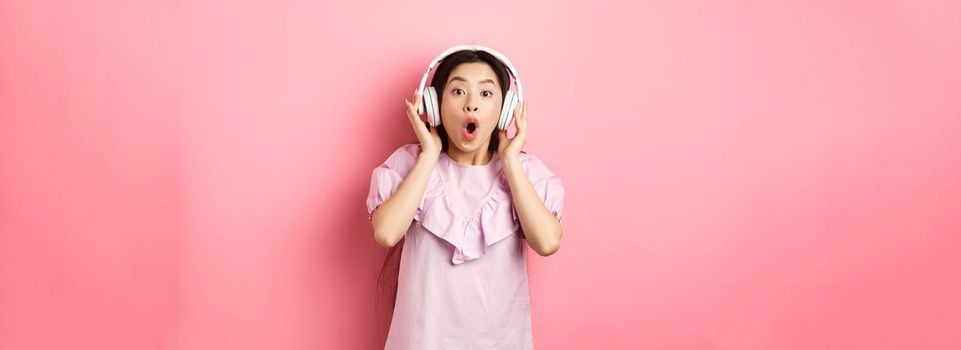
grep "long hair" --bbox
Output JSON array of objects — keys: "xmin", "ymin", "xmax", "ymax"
[{"xmin": 375, "ymin": 49, "xmax": 513, "ymax": 335}]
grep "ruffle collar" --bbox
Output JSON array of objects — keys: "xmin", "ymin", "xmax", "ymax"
[{"xmin": 413, "ymin": 153, "xmax": 520, "ymax": 265}]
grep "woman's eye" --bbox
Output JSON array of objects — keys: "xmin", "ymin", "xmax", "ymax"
[
  {"xmin": 482, "ymin": 91, "xmax": 493, "ymax": 97},
  {"xmin": 452, "ymin": 88, "xmax": 465, "ymax": 95}
]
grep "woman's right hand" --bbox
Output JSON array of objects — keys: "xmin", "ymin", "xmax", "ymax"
[{"xmin": 405, "ymin": 90, "xmax": 442, "ymax": 159}]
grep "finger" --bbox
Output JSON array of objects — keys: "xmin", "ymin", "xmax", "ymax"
[
  {"xmin": 514, "ymin": 102, "xmax": 525, "ymax": 127},
  {"xmin": 519, "ymin": 101, "xmax": 527, "ymax": 124},
  {"xmin": 406, "ymin": 101, "xmax": 427, "ymax": 134},
  {"xmin": 409, "ymin": 96, "xmax": 420, "ymax": 111},
  {"xmin": 413, "ymin": 89, "xmax": 422, "ymax": 113},
  {"xmin": 405, "ymin": 100, "xmax": 417, "ymax": 122},
  {"xmin": 522, "ymin": 101, "xmax": 528, "ymax": 123},
  {"xmin": 514, "ymin": 105, "xmax": 525, "ymax": 131},
  {"xmin": 407, "ymin": 99, "xmax": 422, "ymax": 119},
  {"xmin": 513, "ymin": 122, "xmax": 527, "ymax": 144}
]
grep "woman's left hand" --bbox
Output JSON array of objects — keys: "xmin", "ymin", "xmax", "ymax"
[{"xmin": 498, "ymin": 100, "xmax": 528, "ymax": 165}]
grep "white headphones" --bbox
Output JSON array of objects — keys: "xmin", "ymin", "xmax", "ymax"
[{"xmin": 416, "ymin": 45, "xmax": 524, "ymax": 131}]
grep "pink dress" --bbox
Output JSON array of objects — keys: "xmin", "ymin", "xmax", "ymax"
[{"xmin": 366, "ymin": 143, "xmax": 565, "ymax": 349}]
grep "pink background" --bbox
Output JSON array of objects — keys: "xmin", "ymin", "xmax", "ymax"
[{"xmin": 2, "ymin": 0, "xmax": 960, "ymax": 349}]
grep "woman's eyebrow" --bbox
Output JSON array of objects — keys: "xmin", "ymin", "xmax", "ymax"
[{"xmin": 449, "ymin": 76, "xmax": 497, "ymax": 86}]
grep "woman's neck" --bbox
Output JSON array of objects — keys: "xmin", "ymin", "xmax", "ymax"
[{"xmin": 446, "ymin": 145, "xmax": 493, "ymax": 166}]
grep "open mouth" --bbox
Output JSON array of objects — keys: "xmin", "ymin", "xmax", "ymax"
[{"xmin": 463, "ymin": 117, "xmax": 479, "ymax": 141}]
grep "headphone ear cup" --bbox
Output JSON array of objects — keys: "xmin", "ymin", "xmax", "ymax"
[
  {"xmin": 498, "ymin": 90, "xmax": 518, "ymax": 130},
  {"xmin": 424, "ymin": 87, "xmax": 441, "ymax": 127}
]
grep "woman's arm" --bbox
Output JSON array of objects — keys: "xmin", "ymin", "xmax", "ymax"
[
  {"xmin": 498, "ymin": 100, "xmax": 562, "ymax": 256},
  {"xmin": 371, "ymin": 153, "xmax": 438, "ymax": 248},
  {"xmin": 371, "ymin": 91, "xmax": 442, "ymax": 248},
  {"xmin": 503, "ymin": 158, "xmax": 563, "ymax": 256}
]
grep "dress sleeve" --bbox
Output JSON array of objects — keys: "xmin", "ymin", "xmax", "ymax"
[
  {"xmin": 366, "ymin": 144, "xmax": 421, "ymax": 221},
  {"xmin": 511, "ymin": 153, "xmax": 566, "ymax": 227}
]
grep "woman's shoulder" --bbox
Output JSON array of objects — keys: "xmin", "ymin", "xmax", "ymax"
[
  {"xmin": 389, "ymin": 142, "xmax": 421, "ymax": 158},
  {"xmin": 516, "ymin": 151, "xmax": 557, "ymax": 177},
  {"xmin": 380, "ymin": 143, "xmax": 421, "ymax": 171}
]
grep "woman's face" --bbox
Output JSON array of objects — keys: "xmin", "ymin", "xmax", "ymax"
[{"xmin": 440, "ymin": 62, "xmax": 503, "ymax": 154}]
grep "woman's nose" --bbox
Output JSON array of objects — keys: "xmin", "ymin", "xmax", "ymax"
[{"xmin": 464, "ymin": 93, "xmax": 479, "ymax": 112}]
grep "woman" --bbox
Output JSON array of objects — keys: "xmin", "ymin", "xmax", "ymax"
[{"xmin": 367, "ymin": 46, "xmax": 565, "ymax": 349}]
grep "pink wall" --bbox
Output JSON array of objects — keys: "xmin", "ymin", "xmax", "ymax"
[{"xmin": 2, "ymin": 0, "xmax": 959, "ymax": 349}]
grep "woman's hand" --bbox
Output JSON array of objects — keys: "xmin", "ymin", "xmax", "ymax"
[
  {"xmin": 498, "ymin": 100, "xmax": 528, "ymax": 166},
  {"xmin": 405, "ymin": 90, "xmax": 442, "ymax": 159}
]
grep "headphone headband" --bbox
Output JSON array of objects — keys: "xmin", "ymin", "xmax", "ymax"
[{"xmin": 416, "ymin": 45, "xmax": 524, "ymax": 114}]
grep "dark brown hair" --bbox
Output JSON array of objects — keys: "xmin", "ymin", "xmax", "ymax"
[{"xmin": 375, "ymin": 49, "xmax": 513, "ymax": 335}]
